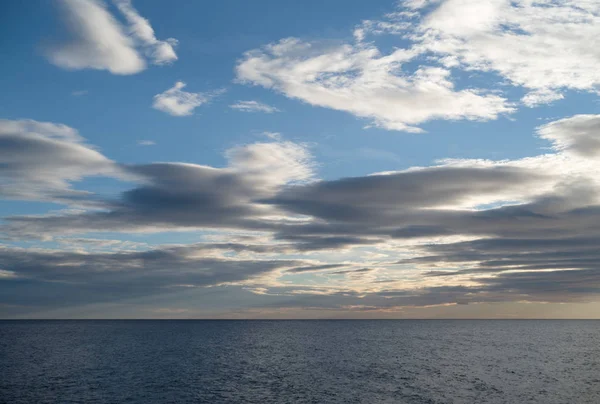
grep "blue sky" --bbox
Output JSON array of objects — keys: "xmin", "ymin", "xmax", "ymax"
[{"xmin": 1, "ymin": 0, "xmax": 600, "ymax": 318}]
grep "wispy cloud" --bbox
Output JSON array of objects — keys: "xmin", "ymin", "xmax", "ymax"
[
  {"xmin": 261, "ymin": 132, "xmax": 282, "ymax": 140},
  {"xmin": 237, "ymin": 38, "xmax": 512, "ymax": 132},
  {"xmin": 112, "ymin": 0, "xmax": 177, "ymax": 65},
  {"xmin": 229, "ymin": 100, "xmax": 280, "ymax": 113},
  {"xmin": 152, "ymin": 81, "xmax": 222, "ymax": 116}
]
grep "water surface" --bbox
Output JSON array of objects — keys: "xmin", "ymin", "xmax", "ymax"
[{"xmin": 1, "ymin": 320, "xmax": 599, "ymax": 403}]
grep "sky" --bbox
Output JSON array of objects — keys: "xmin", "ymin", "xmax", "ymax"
[{"xmin": 1, "ymin": 0, "xmax": 600, "ymax": 319}]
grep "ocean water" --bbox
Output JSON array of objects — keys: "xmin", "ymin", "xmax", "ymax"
[{"xmin": 1, "ymin": 320, "xmax": 599, "ymax": 403}]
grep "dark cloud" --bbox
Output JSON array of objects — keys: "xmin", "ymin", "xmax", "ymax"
[
  {"xmin": 266, "ymin": 166, "xmax": 545, "ymax": 222},
  {"xmin": 331, "ymin": 268, "xmax": 374, "ymax": 275},
  {"xmin": 404, "ymin": 234, "xmax": 600, "ymax": 275},
  {"xmin": 0, "ymin": 244, "xmax": 302, "ymax": 309},
  {"xmin": 287, "ymin": 264, "xmax": 349, "ymax": 273},
  {"xmin": 270, "ymin": 180, "xmax": 600, "ymax": 247}
]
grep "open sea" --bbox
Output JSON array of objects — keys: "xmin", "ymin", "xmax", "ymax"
[{"xmin": 1, "ymin": 320, "xmax": 599, "ymax": 403}]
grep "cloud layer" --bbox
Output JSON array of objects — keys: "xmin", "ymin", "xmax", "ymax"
[
  {"xmin": 2, "ymin": 113, "xmax": 600, "ymax": 315},
  {"xmin": 5, "ymin": 0, "xmax": 600, "ymax": 317}
]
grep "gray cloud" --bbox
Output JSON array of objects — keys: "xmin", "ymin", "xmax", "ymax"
[
  {"xmin": 538, "ymin": 115, "xmax": 600, "ymax": 158},
  {"xmin": 5, "ymin": 140, "xmax": 314, "ymax": 237},
  {"xmin": 0, "ymin": 244, "xmax": 303, "ymax": 309},
  {"xmin": 267, "ymin": 166, "xmax": 545, "ymax": 222},
  {"xmin": 406, "ymin": 232, "xmax": 600, "ymax": 276},
  {"xmin": 287, "ymin": 264, "xmax": 349, "ymax": 274},
  {"xmin": 0, "ymin": 119, "xmax": 119, "ymax": 203},
  {"xmin": 3, "ymin": 114, "xmax": 600, "ymax": 313},
  {"xmin": 331, "ymin": 268, "xmax": 374, "ymax": 275}
]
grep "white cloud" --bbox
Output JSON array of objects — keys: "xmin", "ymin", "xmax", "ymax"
[
  {"xmin": 414, "ymin": 0, "xmax": 600, "ymax": 98},
  {"xmin": 137, "ymin": 140, "xmax": 156, "ymax": 146},
  {"xmin": 0, "ymin": 119, "xmax": 81, "ymax": 142},
  {"xmin": 229, "ymin": 100, "xmax": 280, "ymax": 113},
  {"xmin": 49, "ymin": 0, "xmax": 145, "ymax": 74},
  {"xmin": 48, "ymin": 0, "xmax": 177, "ymax": 75},
  {"xmin": 236, "ymin": 1, "xmax": 600, "ymax": 131},
  {"xmin": 521, "ymin": 90, "xmax": 564, "ymax": 108},
  {"xmin": 226, "ymin": 140, "xmax": 314, "ymax": 190},
  {"xmin": 261, "ymin": 132, "xmax": 282, "ymax": 140},
  {"xmin": 237, "ymin": 38, "xmax": 512, "ymax": 132},
  {"xmin": 0, "ymin": 269, "xmax": 18, "ymax": 279},
  {"xmin": 152, "ymin": 82, "xmax": 219, "ymax": 116},
  {"xmin": 403, "ymin": 0, "xmax": 440, "ymax": 10},
  {"xmin": 113, "ymin": 0, "xmax": 178, "ymax": 65}
]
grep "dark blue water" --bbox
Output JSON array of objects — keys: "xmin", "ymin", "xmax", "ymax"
[{"xmin": 1, "ymin": 320, "xmax": 599, "ymax": 403}]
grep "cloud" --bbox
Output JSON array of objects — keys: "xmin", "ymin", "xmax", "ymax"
[
  {"xmin": 410, "ymin": 235, "xmax": 600, "ymax": 275},
  {"xmin": 0, "ymin": 243, "xmax": 303, "ymax": 309},
  {"xmin": 521, "ymin": 90, "xmax": 564, "ymax": 108},
  {"xmin": 5, "ymin": 115, "xmax": 599, "ymax": 244},
  {"xmin": 237, "ymin": 38, "xmax": 512, "ymax": 132},
  {"xmin": 225, "ymin": 140, "xmax": 314, "ymax": 190},
  {"xmin": 3, "ymin": 114, "xmax": 600, "ymax": 311},
  {"xmin": 229, "ymin": 100, "xmax": 281, "ymax": 113},
  {"xmin": 267, "ymin": 160, "xmax": 600, "ymax": 252},
  {"xmin": 236, "ymin": 1, "xmax": 600, "ymax": 131},
  {"xmin": 0, "ymin": 119, "xmax": 119, "ymax": 202},
  {"xmin": 112, "ymin": 0, "xmax": 177, "ymax": 65},
  {"xmin": 402, "ymin": 0, "xmax": 441, "ymax": 10},
  {"xmin": 537, "ymin": 115, "xmax": 600, "ymax": 158},
  {"xmin": 48, "ymin": 0, "xmax": 177, "ymax": 75},
  {"xmin": 5, "ymin": 137, "xmax": 315, "ymax": 237},
  {"xmin": 137, "ymin": 140, "xmax": 156, "ymax": 146},
  {"xmin": 411, "ymin": 0, "xmax": 600, "ymax": 103},
  {"xmin": 268, "ymin": 165, "xmax": 548, "ymax": 220},
  {"xmin": 287, "ymin": 264, "xmax": 349, "ymax": 273},
  {"xmin": 152, "ymin": 82, "xmax": 220, "ymax": 116},
  {"xmin": 48, "ymin": 0, "xmax": 145, "ymax": 74},
  {"xmin": 9, "ymin": 1, "xmax": 600, "ymax": 316},
  {"xmin": 261, "ymin": 132, "xmax": 282, "ymax": 140},
  {"xmin": 56, "ymin": 237, "xmax": 148, "ymax": 251}
]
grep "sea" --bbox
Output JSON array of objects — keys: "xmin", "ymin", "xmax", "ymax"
[{"xmin": 1, "ymin": 320, "xmax": 599, "ymax": 403}]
